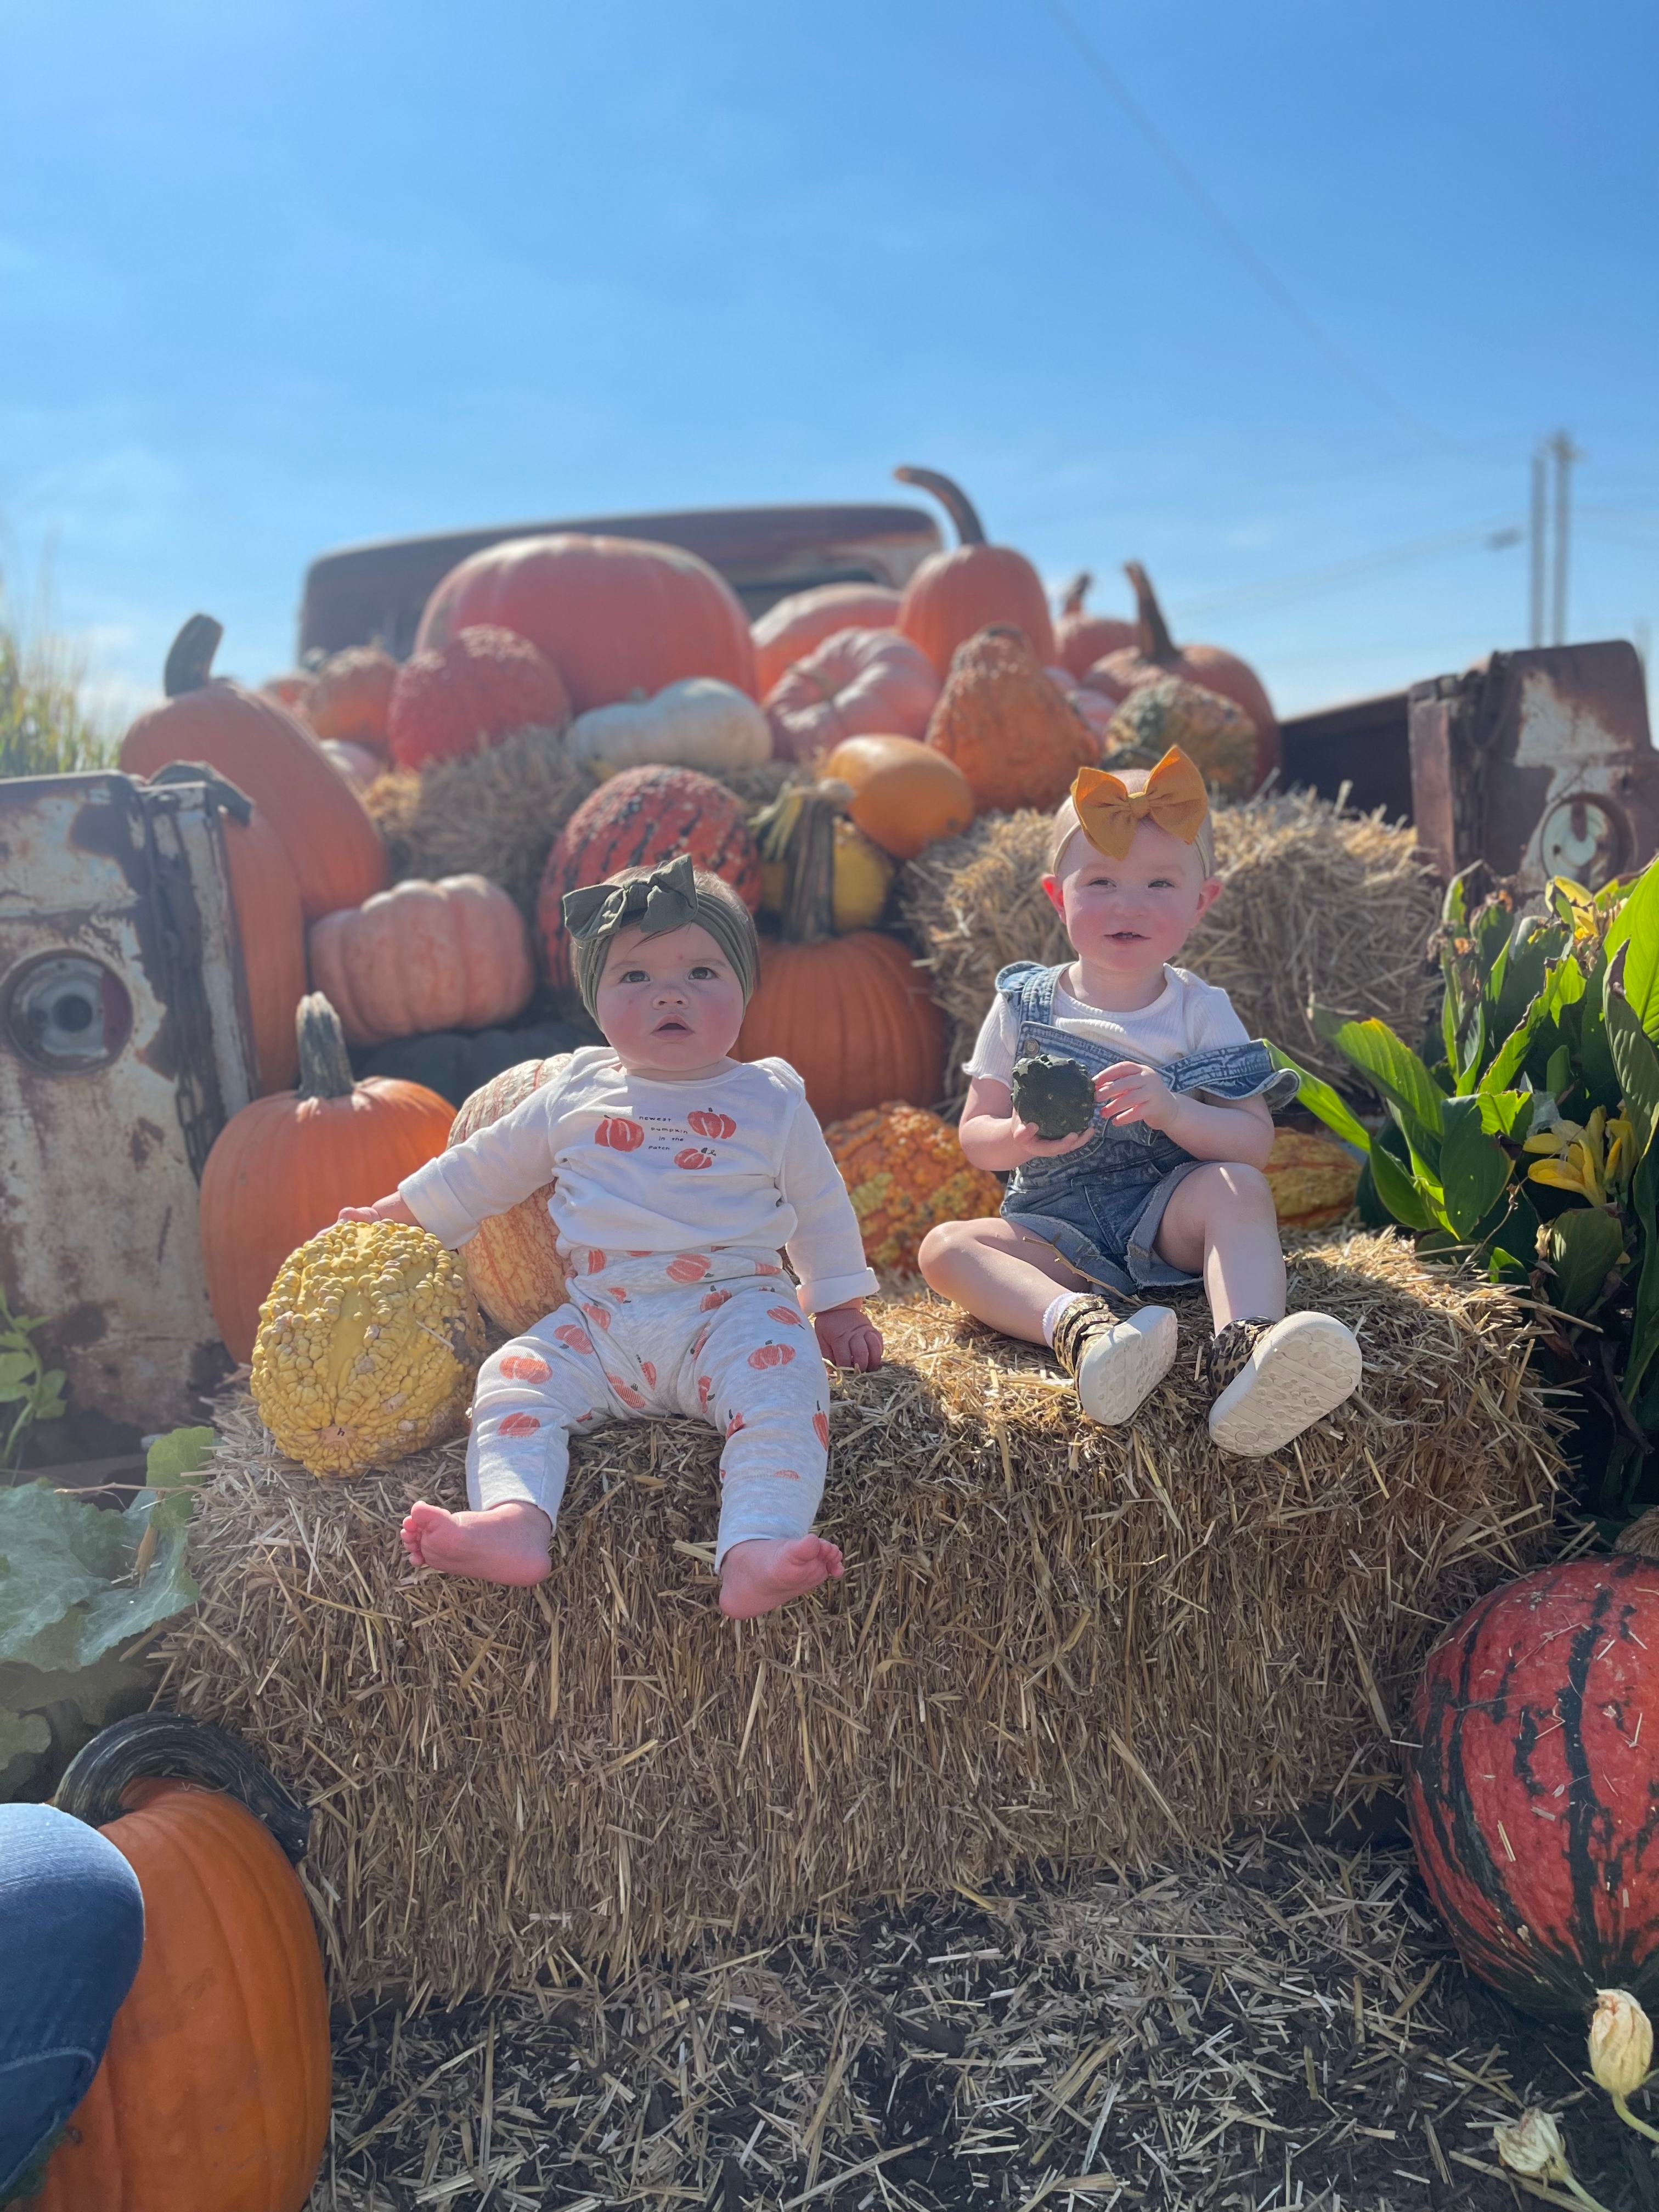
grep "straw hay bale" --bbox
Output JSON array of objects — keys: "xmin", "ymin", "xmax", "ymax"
[
  {"xmin": 900, "ymin": 788, "xmax": 1443, "ymax": 1094},
  {"xmin": 365, "ymin": 726, "xmax": 594, "ymax": 915},
  {"xmin": 161, "ymin": 1233, "xmax": 1559, "ymax": 2001}
]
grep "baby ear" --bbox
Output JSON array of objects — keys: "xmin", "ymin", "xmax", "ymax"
[
  {"xmin": 1194, "ymin": 874, "xmax": 1224, "ymax": 919},
  {"xmin": 1040, "ymin": 874, "xmax": 1066, "ymax": 918}
]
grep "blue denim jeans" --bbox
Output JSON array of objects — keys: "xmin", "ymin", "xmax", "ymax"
[{"xmin": 0, "ymin": 1804, "xmax": 144, "ymax": 2197}]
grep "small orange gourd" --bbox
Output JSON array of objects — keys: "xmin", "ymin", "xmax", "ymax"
[{"xmin": 925, "ymin": 627, "xmax": 1097, "ymax": 817}]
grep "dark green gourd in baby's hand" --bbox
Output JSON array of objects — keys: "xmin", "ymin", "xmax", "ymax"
[{"xmin": 1011, "ymin": 1052, "xmax": 1097, "ymax": 1139}]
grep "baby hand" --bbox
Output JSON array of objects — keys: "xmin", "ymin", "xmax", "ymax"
[
  {"xmin": 336, "ymin": 1194, "xmax": 420, "ymax": 1227},
  {"xmin": 1094, "ymin": 1060, "xmax": 1178, "ymax": 1132},
  {"xmin": 1008, "ymin": 1117, "xmax": 1095, "ymax": 1163},
  {"xmin": 814, "ymin": 1302, "xmax": 884, "ymax": 1372}
]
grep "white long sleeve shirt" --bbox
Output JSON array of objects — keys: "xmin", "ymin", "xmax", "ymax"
[{"xmin": 399, "ymin": 1048, "xmax": 878, "ymax": 1317}]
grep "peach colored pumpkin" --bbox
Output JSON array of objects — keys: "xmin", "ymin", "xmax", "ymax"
[
  {"xmin": 1054, "ymin": 572, "xmax": 1136, "ymax": 678},
  {"xmin": 308, "ymin": 874, "xmax": 534, "ymax": 1049},
  {"xmin": 764, "ymin": 628, "xmax": 941, "ymax": 762},
  {"xmin": 1045, "ymin": 667, "xmax": 1113, "ymax": 747},
  {"xmin": 450, "ymin": 1056, "xmax": 572, "ymax": 1331},
  {"xmin": 752, "ymin": 584, "xmax": 902, "ymax": 696}
]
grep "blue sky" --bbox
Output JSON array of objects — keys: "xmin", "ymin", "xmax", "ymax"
[{"xmin": 2, "ymin": 0, "xmax": 1655, "ymax": 726}]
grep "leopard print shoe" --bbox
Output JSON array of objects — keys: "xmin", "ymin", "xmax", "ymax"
[
  {"xmin": 1051, "ymin": 1293, "xmax": 1178, "ymax": 1427},
  {"xmin": 1201, "ymin": 1312, "xmax": 1362, "ymax": 1457}
]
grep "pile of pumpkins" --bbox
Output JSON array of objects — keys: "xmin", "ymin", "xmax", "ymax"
[{"xmin": 112, "ymin": 466, "xmax": 1284, "ymax": 1408}]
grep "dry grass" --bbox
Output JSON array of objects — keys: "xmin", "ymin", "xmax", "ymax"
[
  {"xmin": 365, "ymin": 727, "xmax": 595, "ymax": 914},
  {"xmin": 160, "ymin": 1233, "xmax": 1560, "ymax": 2005},
  {"xmin": 304, "ymin": 1835, "xmax": 1617, "ymax": 2211},
  {"xmin": 900, "ymin": 792, "xmax": 1443, "ymax": 1096}
]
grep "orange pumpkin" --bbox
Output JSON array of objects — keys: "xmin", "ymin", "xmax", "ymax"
[
  {"xmin": 1054, "ymin": 571, "xmax": 1136, "ymax": 678},
  {"xmin": 304, "ymin": 645, "xmax": 397, "ymax": 753},
  {"xmin": 738, "ymin": 930, "xmax": 946, "ymax": 1124},
  {"xmin": 820, "ymin": 734, "xmax": 975, "ymax": 860},
  {"xmin": 894, "ymin": 467, "xmax": 1056, "ymax": 674},
  {"xmin": 764, "ymin": 627, "xmax": 940, "ymax": 761},
  {"xmin": 450, "ymin": 1056, "xmax": 573, "ymax": 1331},
  {"xmin": 121, "ymin": 617, "xmax": 388, "ymax": 925},
  {"xmin": 415, "ymin": 533, "xmax": 758, "ymax": 713},
  {"xmin": 200, "ymin": 993, "xmax": 454, "ymax": 1362},
  {"xmin": 925, "ymin": 627, "xmax": 1097, "ymax": 817},
  {"xmin": 752, "ymin": 583, "xmax": 902, "ymax": 695},
  {"xmin": 38, "ymin": 1714, "xmax": 329, "ymax": 2212},
  {"xmin": 148, "ymin": 763, "xmax": 307, "ymax": 1096},
  {"xmin": 1088, "ymin": 562, "xmax": 1281, "ymax": 791},
  {"xmin": 308, "ymin": 874, "xmax": 534, "ymax": 1049}
]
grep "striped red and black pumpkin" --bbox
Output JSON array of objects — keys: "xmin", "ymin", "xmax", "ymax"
[
  {"xmin": 536, "ymin": 765, "xmax": 762, "ymax": 988},
  {"xmin": 1406, "ymin": 1553, "xmax": 1659, "ymax": 2019}
]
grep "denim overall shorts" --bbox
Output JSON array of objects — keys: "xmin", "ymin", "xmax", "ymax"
[{"xmin": 996, "ymin": 961, "xmax": 1299, "ymax": 1299}]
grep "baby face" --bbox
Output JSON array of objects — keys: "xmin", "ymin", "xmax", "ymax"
[
  {"xmin": 1045, "ymin": 817, "xmax": 1221, "ymax": 983},
  {"xmin": 594, "ymin": 920, "xmax": 748, "ymax": 1076}
]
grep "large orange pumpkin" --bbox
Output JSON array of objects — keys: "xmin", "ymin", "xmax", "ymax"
[
  {"xmin": 752, "ymin": 583, "xmax": 902, "ymax": 696},
  {"xmin": 1088, "ymin": 563, "xmax": 1281, "ymax": 791},
  {"xmin": 1054, "ymin": 572, "xmax": 1136, "ymax": 678},
  {"xmin": 820, "ymin": 734, "xmax": 975, "ymax": 860},
  {"xmin": 764, "ymin": 627, "xmax": 940, "ymax": 761},
  {"xmin": 199, "ymin": 993, "xmax": 454, "ymax": 1361},
  {"xmin": 738, "ymin": 930, "xmax": 946, "ymax": 1124},
  {"xmin": 415, "ymin": 533, "xmax": 758, "ymax": 713},
  {"xmin": 38, "ymin": 1714, "xmax": 329, "ymax": 2212},
  {"xmin": 149, "ymin": 763, "xmax": 307, "ymax": 1096},
  {"xmin": 121, "ymin": 617, "xmax": 388, "ymax": 924},
  {"xmin": 894, "ymin": 467, "xmax": 1056, "ymax": 674},
  {"xmin": 450, "ymin": 1054, "xmax": 573, "ymax": 1331},
  {"xmin": 308, "ymin": 873, "xmax": 534, "ymax": 1049}
]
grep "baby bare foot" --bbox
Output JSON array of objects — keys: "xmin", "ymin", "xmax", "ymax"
[
  {"xmin": 400, "ymin": 1499, "xmax": 552, "ymax": 1585},
  {"xmin": 719, "ymin": 1535, "xmax": 844, "ymax": 1619}
]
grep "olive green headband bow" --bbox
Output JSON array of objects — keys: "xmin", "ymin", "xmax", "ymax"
[{"xmin": 561, "ymin": 853, "xmax": 759, "ymax": 1018}]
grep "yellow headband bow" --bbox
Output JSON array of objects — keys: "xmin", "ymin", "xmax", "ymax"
[{"xmin": 1070, "ymin": 746, "xmax": 1210, "ymax": 861}]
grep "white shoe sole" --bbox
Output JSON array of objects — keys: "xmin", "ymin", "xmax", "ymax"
[
  {"xmin": 1073, "ymin": 1305, "xmax": 1178, "ymax": 1426},
  {"xmin": 1207, "ymin": 1312, "xmax": 1362, "ymax": 1457}
]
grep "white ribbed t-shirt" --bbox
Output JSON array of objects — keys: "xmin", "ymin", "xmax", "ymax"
[
  {"xmin": 400, "ymin": 1048, "xmax": 878, "ymax": 1317},
  {"xmin": 964, "ymin": 963, "xmax": 1250, "ymax": 1086}
]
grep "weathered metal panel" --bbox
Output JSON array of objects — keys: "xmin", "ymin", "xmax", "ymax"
[
  {"xmin": 1407, "ymin": 641, "xmax": 1657, "ymax": 892},
  {"xmin": 0, "ymin": 774, "xmax": 256, "ymax": 1442}
]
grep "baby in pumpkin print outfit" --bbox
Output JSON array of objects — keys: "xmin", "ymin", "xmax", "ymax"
[{"xmin": 340, "ymin": 855, "xmax": 881, "ymax": 1621}]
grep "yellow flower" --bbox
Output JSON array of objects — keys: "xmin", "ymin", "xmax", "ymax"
[
  {"xmin": 1525, "ymin": 1119, "xmax": 1584, "ymax": 1157},
  {"xmin": 1606, "ymin": 1113, "xmax": 1635, "ymax": 1187},
  {"xmin": 1590, "ymin": 1989, "xmax": 1653, "ymax": 2100}
]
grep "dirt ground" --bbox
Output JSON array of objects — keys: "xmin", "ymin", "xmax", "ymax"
[{"xmin": 303, "ymin": 1829, "xmax": 1657, "ymax": 2212}]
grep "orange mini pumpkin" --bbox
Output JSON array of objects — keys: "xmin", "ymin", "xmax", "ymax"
[
  {"xmin": 821, "ymin": 733, "xmax": 975, "ymax": 860},
  {"xmin": 894, "ymin": 467, "xmax": 1056, "ymax": 674},
  {"xmin": 308, "ymin": 873, "xmax": 535, "ymax": 1049},
  {"xmin": 121, "ymin": 616, "xmax": 388, "ymax": 924},
  {"xmin": 450, "ymin": 1054, "xmax": 573, "ymax": 1332},
  {"xmin": 304, "ymin": 645, "xmax": 398, "ymax": 753},
  {"xmin": 199, "ymin": 993, "xmax": 454, "ymax": 1361},
  {"xmin": 38, "ymin": 1715, "xmax": 329, "ymax": 2212}
]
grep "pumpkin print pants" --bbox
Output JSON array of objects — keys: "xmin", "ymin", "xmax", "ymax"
[{"xmin": 467, "ymin": 1246, "xmax": 832, "ymax": 1566}]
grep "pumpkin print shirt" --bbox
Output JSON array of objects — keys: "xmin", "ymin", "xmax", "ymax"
[{"xmin": 399, "ymin": 1048, "xmax": 879, "ymax": 1318}]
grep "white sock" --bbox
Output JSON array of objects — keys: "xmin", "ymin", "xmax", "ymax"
[{"xmin": 1042, "ymin": 1291, "xmax": 1088, "ymax": 1347}]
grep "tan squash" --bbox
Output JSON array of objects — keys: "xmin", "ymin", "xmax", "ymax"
[{"xmin": 308, "ymin": 874, "xmax": 534, "ymax": 1049}]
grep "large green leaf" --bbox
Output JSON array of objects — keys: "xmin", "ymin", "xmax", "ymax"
[
  {"xmin": 1265, "ymin": 1046, "xmax": 1372, "ymax": 1151},
  {"xmin": 1367, "ymin": 1135, "xmax": 1437, "ymax": 1231},
  {"xmin": 1492, "ymin": 918, "xmax": 1565, "ymax": 1043},
  {"xmin": 1477, "ymin": 1087, "xmax": 1534, "ymax": 1139},
  {"xmin": 0, "ymin": 1449, "xmax": 206, "ymax": 1673},
  {"xmin": 1439, "ymin": 1095, "xmax": 1516, "ymax": 1237},
  {"xmin": 1314, "ymin": 1012, "xmax": 1446, "ymax": 1134},
  {"xmin": 1481, "ymin": 990, "xmax": 1550, "ymax": 1097},
  {"xmin": 1605, "ymin": 856, "xmax": 1659, "ymax": 1039},
  {"xmin": 1607, "ymin": 947, "xmax": 1659, "ymax": 1155},
  {"xmin": 1626, "ymin": 1144, "xmax": 1659, "ymax": 1407},
  {"xmin": 1545, "ymin": 1207, "xmax": 1626, "ymax": 1317}
]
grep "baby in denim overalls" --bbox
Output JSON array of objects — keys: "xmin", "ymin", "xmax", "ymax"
[{"xmin": 920, "ymin": 747, "xmax": 1362, "ymax": 1455}]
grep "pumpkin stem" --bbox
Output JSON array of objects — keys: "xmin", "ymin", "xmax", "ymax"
[
  {"xmin": 297, "ymin": 992, "xmax": 357, "ymax": 1101},
  {"xmin": 148, "ymin": 758, "xmax": 255, "ymax": 826},
  {"xmin": 54, "ymin": 1713, "xmax": 312, "ymax": 1864},
  {"xmin": 163, "ymin": 614, "xmax": 226, "ymax": 697},
  {"xmin": 893, "ymin": 467, "xmax": 986, "ymax": 548},
  {"xmin": 1062, "ymin": 571, "xmax": 1092, "ymax": 617},
  {"xmin": 1123, "ymin": 562, "xmax": 1178, "ymax": 665},
  {"xmin": 752, "ymin": 782, "xmax": 850, "ymax": 945}
]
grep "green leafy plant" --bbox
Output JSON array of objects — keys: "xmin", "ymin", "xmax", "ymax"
[
  {"xmin": 0, "ymin": 1292, "xmax": 66, "ymax": 1470},
  {"xmin": 1274, "ymin": 860, "xmax": 1659, "ymax": 1519}
]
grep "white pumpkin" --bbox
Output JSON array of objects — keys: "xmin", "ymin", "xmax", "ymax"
[
  {"xmin": 566, "ymin": 678, "xmax": 772, "ymax": 778},
  {"xmin": 318, "ymin": 737, "xmax": 382, "ymax": 789}
]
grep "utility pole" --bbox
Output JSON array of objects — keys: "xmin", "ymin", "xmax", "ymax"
[
  {"xmin": 1529, "ymin": 444, "xmax": 1547, "ymax": 647},
  {"xmin": 1548, "ymin": 428, "xmax": 1583, "ymax": 647}
]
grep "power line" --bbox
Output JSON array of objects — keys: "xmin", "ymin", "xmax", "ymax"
[
  {"xmin": 1175, "ymin": 519, "xmax": 1520, "ymax": 620},
  {"xmin": 1040, "ymin": 0, "xmax": 1462, "ymax": 454}
]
